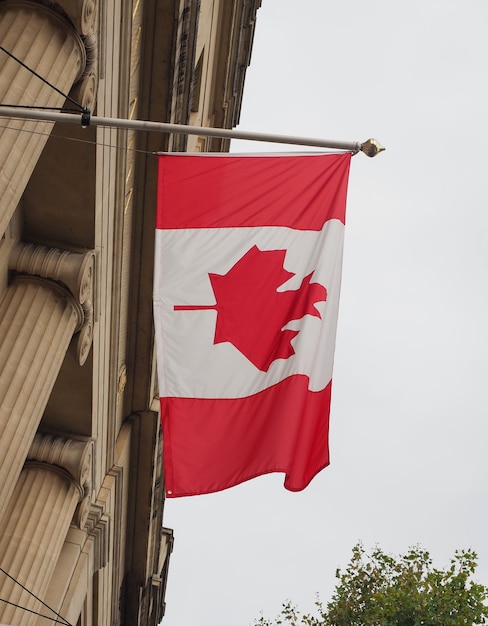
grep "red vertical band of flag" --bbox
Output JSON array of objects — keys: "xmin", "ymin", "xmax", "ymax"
[
  {"xmin": 154, "ymin": 153, "xmax": 351, "ymax": 497},
  {"xmin": 161, "ymin": 377, "xmax": 331, "ymax": 496},
  {"xmin": 156, "ymin": 153, "xmax": 350, "ymax": 230}
]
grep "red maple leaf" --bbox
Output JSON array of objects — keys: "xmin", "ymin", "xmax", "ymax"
[{"xmin": 175, "ymin": 245, "xmax": 327, "ymax": 371}]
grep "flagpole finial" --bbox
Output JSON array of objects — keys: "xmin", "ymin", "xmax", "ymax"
[{"xmin": 360, "ymin": 138, "xmax": 385, "ymax": 157}]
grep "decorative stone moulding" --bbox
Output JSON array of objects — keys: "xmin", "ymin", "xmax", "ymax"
[
  {"xmin": 28, "ymin": 432, "xmax": 94, "ymax": 528},
  {"xmin": 53, "ymin": 0, "xmax": 99, "ymax": 110},
  {"xmin": 9, "ymin": 242, "xmax": 96, "ymax": 364},
  {"xmin": 55, "ymin": 0, "xmax": 97, "ymax": 36},
  {"xmin": 70, "ymin": 69, "xmax": 97, "ymax": 110},
  {"xmin": 70, "ymin": 26, "xmax": 99, "ymax": 110},
  {"xmin": 86, "ymin": 502, "xmax": 110, "ymax": 571}
]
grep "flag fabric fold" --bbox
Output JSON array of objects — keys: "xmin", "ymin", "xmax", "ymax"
[{"xmin": 154, "ymin": 152, "xmax": 351, "ymax": 497}]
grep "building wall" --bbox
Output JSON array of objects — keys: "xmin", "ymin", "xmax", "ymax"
[{"xmin": 0, "ymin": 1, "xmax": 260, "ymax": 625}]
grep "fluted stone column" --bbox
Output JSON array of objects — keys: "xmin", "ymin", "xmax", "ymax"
[
  {"xmin": 0, "ymin": 243, "xmax": 94, "ymax": 522},
  {"xmin": 0, "ymin": 433, "xmax": 92, "ymax": 626},
  {"xmin": 0, "ymin": 0, "xmax": 87, "ymax": 237}
]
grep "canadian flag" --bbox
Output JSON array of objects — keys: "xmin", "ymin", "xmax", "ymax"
[{"xmin": 154, "ymin": 152, "xmax": 351, "ymax": 496}]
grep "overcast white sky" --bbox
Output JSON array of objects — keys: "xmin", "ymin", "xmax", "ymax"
[{"xmin": 162, "ymin": 2, "xmax": 488, "ymax": 624}]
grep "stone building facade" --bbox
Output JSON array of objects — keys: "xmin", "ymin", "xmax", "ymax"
[{"xmin": 0, "ymin": 1, "xmax": 260, "ymax": 625}]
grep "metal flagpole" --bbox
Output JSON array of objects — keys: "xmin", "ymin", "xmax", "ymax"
[{"xmin": 0, "ymin": 106, "xmax": 385, "ymax": 156}]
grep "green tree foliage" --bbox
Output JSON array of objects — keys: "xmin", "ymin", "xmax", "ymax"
[{"xmin": 255, "ymin": 544, "xmax": 488, "ymax": 626}]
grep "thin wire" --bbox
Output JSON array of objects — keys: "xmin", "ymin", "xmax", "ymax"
[
  {"xmin": 0, "ymin": 598, "xmax": 71, "ymax": 625},
  {"xmin": 0, "ymin": 567, "xmax": 71, "ymax": 626},
  {"xmin": 0, "ymin": 45, "xmax": 84, "ymax": 111},
  {"xmin": 0, "ymin": 121, "xmax": 158, "ymax": 157}
]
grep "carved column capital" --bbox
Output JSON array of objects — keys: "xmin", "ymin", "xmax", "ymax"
[
  {"xmin": 28, "ymin": 432, "xmax": 93, "ymax": 489},
  {"xmin": 54, "ymin": 0, "xmax": 97, "ymax": 36},
  {"xmin": 9, "ymin": 242, "xmax": 94, "ymax": 304},
  {"xmin": 9, "ymin": 242, "xmax": 95, "ymax": 364},
  {"xmin": 70, "ymin": 69, "xmax": 97, "ymax": 109},
  {"xmin": 51, "ymin": 0, "xmax": 99, "ymax": 109},
  {"xmin": 70, "ymin": 20, "xmax": 99, "ymax": 111},
  {"xmin": 27, "ymin": 432, "xmax": 94, "ymax": 527}
]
